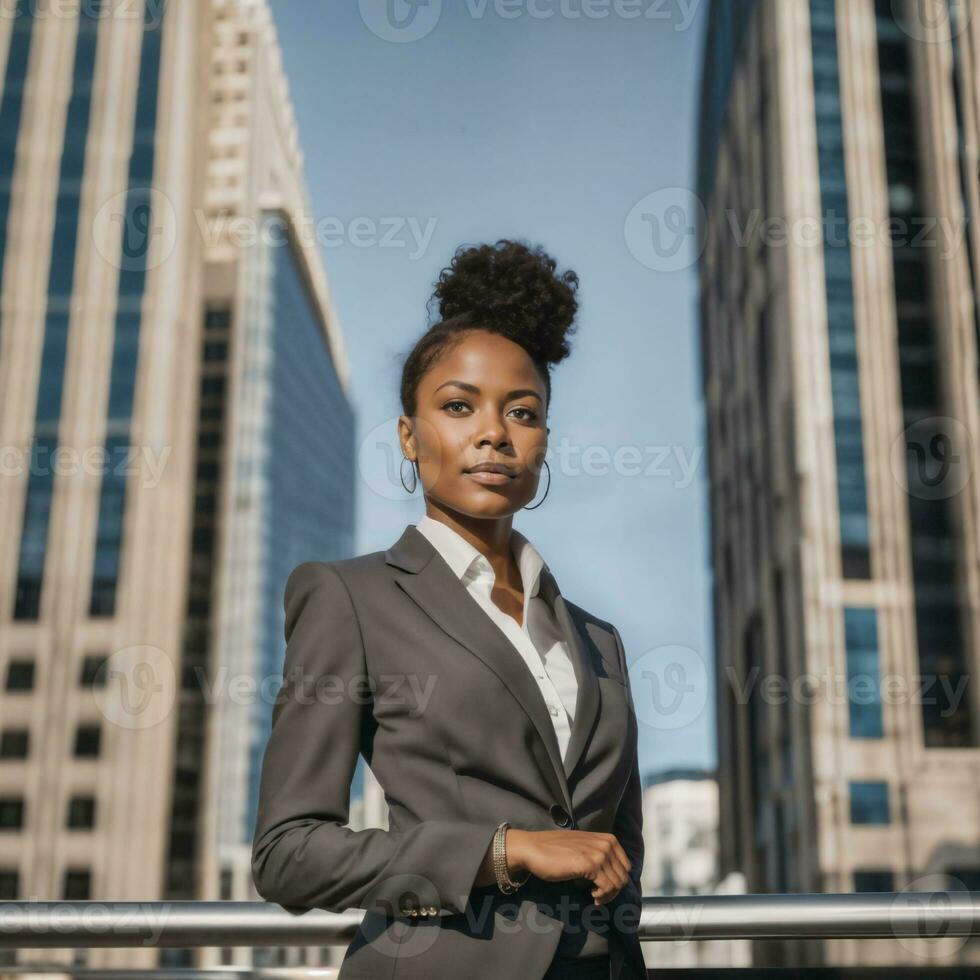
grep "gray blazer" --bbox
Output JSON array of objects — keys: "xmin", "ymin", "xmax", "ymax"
[{"xmin": 251, "ymin": 523, "xmax": 646, "ymax": 980}]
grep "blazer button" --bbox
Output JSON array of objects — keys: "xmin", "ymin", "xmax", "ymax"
[{"xmin": 550, "ymin": 804, "xmax": 571, "ymax": 827}]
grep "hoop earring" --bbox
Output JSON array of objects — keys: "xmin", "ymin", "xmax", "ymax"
[
  {"xmin": 400, "ymin": 455, "xmax": 418, "ymax": 494},
  {"xmin": 523, "ymin": 458, "xmax": 550, "ymax": 510}
]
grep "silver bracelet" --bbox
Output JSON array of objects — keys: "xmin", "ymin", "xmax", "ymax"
[{"xmin": 492, "ymin": 821, "xmax": 530, "ymax": 894}]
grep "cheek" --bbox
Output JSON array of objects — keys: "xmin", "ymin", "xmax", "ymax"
[
  {"xmin": 413, "ymin": 421, "xmax": 462, "ymax": 475},
  {"xmin": 419, "ymin": 435, "xmax": 476, "ymax": 493}
]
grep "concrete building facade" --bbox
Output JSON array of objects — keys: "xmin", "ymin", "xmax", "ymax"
[
  {"xmin": 0, "ymin": 0, "xmax": 355, "ymax": 971},
  {"xmin": 698, "ymin": 0, "xmax": 980, "ymax": 967}
]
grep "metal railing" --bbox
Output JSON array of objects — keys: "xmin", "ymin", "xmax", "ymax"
[{"xmin": 0, "ymin": 892, "xmax": 976, "ymax": 947}]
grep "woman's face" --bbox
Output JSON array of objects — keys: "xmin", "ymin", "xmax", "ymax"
[{"xmin": 399, "ymin": 329, "xmax": 549, "ymax": 519}]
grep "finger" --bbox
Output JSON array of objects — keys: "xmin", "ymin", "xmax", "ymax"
[
  {"xmin": 589, "ymin": 867, "xmax": 618, "ymax": 904},
  {"xmin": 597, "ymin": 859, "xmax": 628, "ymax": 902},
  {"xmin": 608, "ymin": 839, "xmax": 632, "ymax": 885},
  {"xmin": 594, "ymin": 835, "xmax": 630, "ymax": 891}
]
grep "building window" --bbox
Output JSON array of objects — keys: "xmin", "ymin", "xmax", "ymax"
[
  {"xmin": 0, "ymin": 870, "xmax": 18, "ymax": 899},
  {"xmin": 849, "ymin": 781, "xmax": 890, "ymax": 825},
  {"xmin": 204, "ymin": 307, "xmax": 231, "ymax": 328},
  {"xmin": 73, "ymin": 725, "xmax": 101, "ymax": 758},
  {"xmin": 62, "ymin": 869, "xmax": 91, "ymax": 900},
  {"xmin": 844, "ymin": 607, "xmax": 883, "ymax": 738},
  {"xmin": 66, "ymin": 796, "xmax": 96, "ymax": 830},
  {"xmin": 78, "ymin": 655, "xmax": 107, "ymax": 688},
  {"xmin": 0, "ymin": 730, "xmax": 29, "ymax": 759},
  {"xmin": 203, "ymin": 339, "xmax": 228, "ymax": 362},
  {"xmin": 0, "ymin": 798, "xmax": 24, "ymax": 830},
  {"xmin": 5, "ymin": 660, "xmax": 34, "ymax": 692},
  {"xmin": 200, "ymin": 376, "xmax": 225, "ymax": 397},
  {"xmin": 947, "ymin": 868, "xmax": 980, "ymax": 891},
  {"xmin": 853, "ymin": 870, "xmax": 895, "ymax": 892}
]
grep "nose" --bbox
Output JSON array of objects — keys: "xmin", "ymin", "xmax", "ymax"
[{"xmin": 474, "ymin": 414, "xmax": 510, "ymax": 450}]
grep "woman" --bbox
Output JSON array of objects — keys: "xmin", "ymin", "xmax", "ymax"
[{"xmin": 251, "ymin": 239, "xmax": 645, "ymax": 980}]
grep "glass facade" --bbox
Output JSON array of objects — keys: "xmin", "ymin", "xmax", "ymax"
[
  {"xmin": 844, "ymin": 607, "xmax": 883, "ymax": 738},
  {"xmin": 874, "ymin": 0, "xmax": 974, "ymax": 747},
  {"xmin": 809, "ymin": 0, "xmax": 872, "ymax": 580},
  {"xmin": 89, "ymin": 0, "xmax": 166, "ymax": 616},
  {"xmin": 13, "ymin": 5, "xmax": 101, "ymax": 619},
  {"xmin": 244, "ymin": 212, "xmax": 356, "ymax": 841}
]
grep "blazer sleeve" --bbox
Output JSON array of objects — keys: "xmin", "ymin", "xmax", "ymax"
[
  {"xmin": 610, "ymin": 623, "xmax": 644, "ymax": 898},
  {"xmin": 250, "ymin": 560, "xmax": 501, "ymax": 917}
]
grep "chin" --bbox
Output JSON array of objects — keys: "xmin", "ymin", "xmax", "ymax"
[{"xmin": 456, "ymin": 493, "xmax": 518, "ymax": 517}]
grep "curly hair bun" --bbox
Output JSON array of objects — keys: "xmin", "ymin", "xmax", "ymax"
[{"xmin": 430, "ymin": 238, "xmax": 580, "ymax": 367}]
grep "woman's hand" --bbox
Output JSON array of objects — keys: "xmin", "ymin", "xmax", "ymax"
[{"xmin": 505, "ymin": 829, "xmax": 632, "ymax": 905}]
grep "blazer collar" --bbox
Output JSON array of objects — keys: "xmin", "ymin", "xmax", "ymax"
[
  {"xmin": 384, "ymin": 522, "xmax": 601, "ymax": 818},
  {"xmin": 414, "ymin": 514, "xmax": 552, "ymax": 621}
]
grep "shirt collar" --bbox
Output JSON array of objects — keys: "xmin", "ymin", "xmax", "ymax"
[{"xmin": 414, "ymin": 515, "xmax": 549, "ymax": 601}]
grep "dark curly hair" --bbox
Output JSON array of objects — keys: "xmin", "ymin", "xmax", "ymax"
[{"xmin": 399, "ymin": 238, "xmax": 580, "ymax": 418}]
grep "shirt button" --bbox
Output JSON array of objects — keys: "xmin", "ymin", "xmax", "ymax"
[{"xmin": 548, "ymin": 704, "xmax": 559, "ymax": 716}]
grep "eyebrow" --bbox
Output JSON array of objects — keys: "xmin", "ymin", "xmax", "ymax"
[{"xmin": 434, "ymin": 379, "xmax": 542, "ymax": 401}]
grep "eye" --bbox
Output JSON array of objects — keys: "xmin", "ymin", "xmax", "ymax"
[{"xmin": 441, "ymin": 400, "xmax": 538, "ymax": 422}]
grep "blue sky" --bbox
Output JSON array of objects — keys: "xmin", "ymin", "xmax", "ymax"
[{"xmin": 271, "ymin": 0, "xmax": 714, "ymax": 779}]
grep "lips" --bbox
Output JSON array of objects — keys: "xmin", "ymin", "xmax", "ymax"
[{"xmin": 464, "ymin": 463, "xmax": 516, "ymax": 477}]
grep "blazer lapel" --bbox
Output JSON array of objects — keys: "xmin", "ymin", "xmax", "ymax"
[
  {"xmin": 538, "ymin": 566, "xmax": 600, "ymax": 782},
  {"xmin": 384, "ymin": 523, "xmax": 600, "ymax": 819}
]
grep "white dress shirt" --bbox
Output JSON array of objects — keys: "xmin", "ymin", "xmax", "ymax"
[{"xmin": 414, "ymin": 515, "xmax": 580, "ymax": 763}]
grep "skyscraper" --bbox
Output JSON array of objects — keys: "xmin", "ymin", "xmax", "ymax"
[
  {"xmin": 698, "ymin": 0, "xmax": 980, "ymax": 968},
  {"xmin": 0, "ymin": 0, "xmax": 355, "ymax": 970},
  {"xmin": 193, "ymin": 1, "xmax": 356, "ymax": 970}
]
